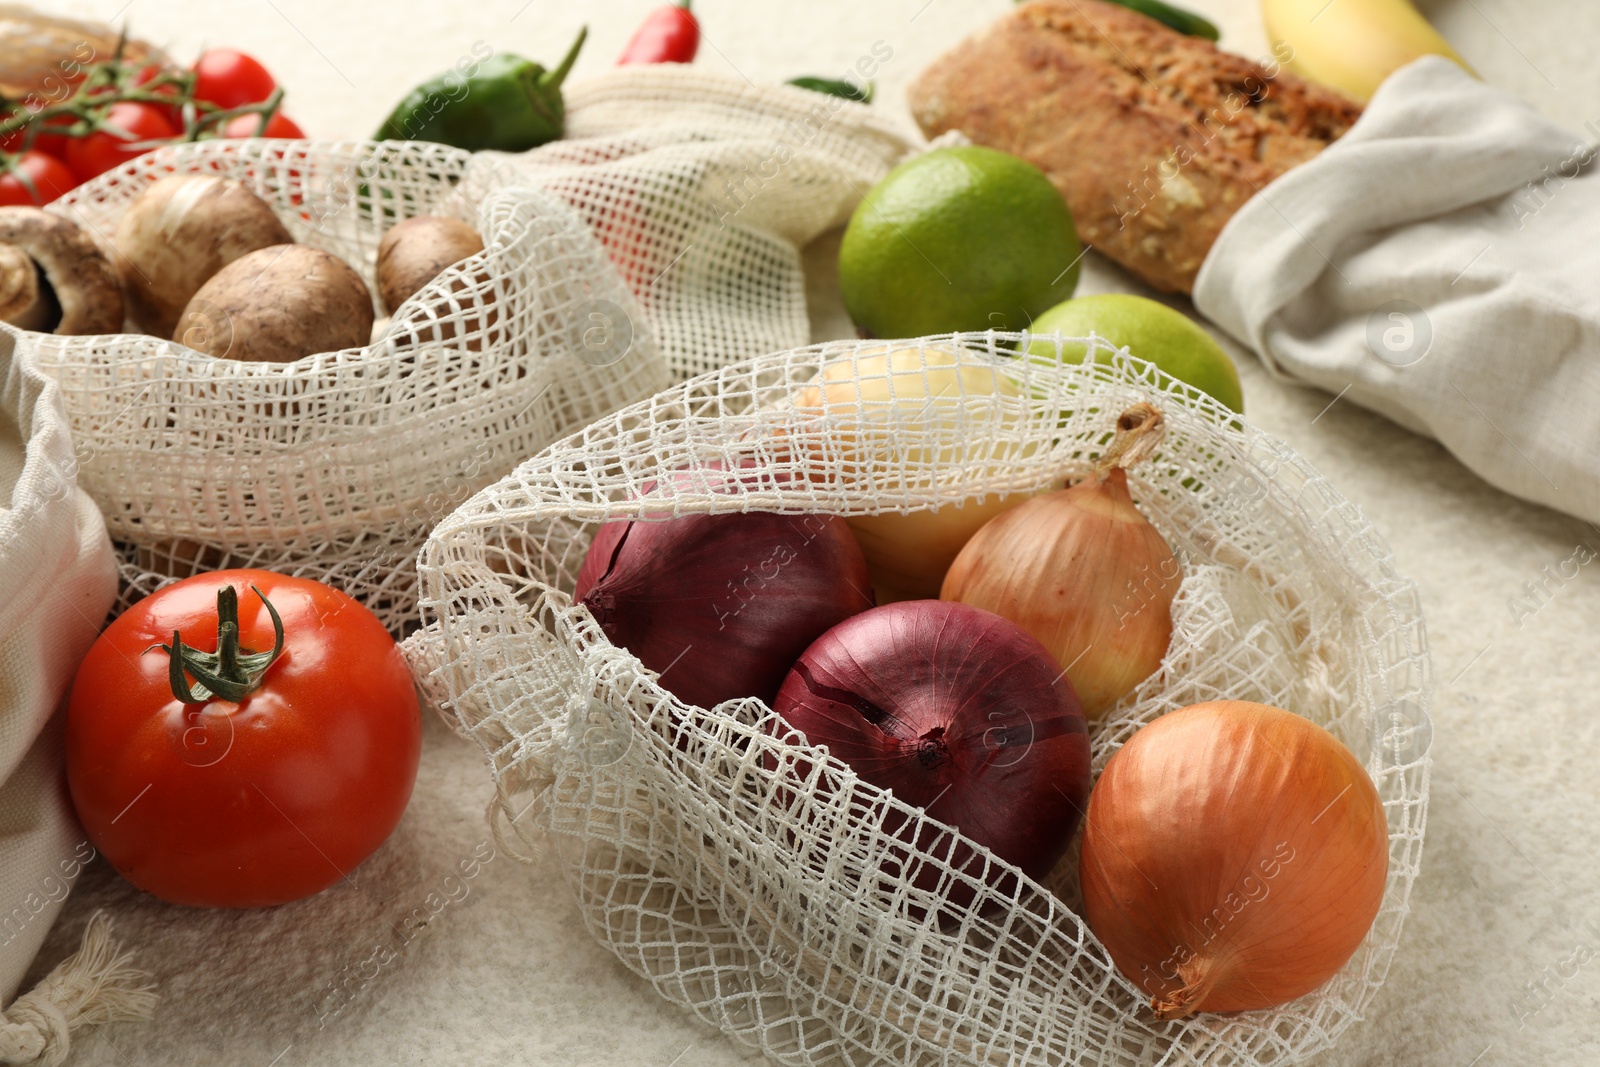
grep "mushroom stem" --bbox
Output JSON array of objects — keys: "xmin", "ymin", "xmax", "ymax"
[
  {"xmin": 0, "ymin": 208, "xmax": 123, "ymax": 335},
  {"xmin": 0, "ymin": 244, "xmax": 39, "ymax": 319},
  {"xmin": 0, "ymin": 243, "xmax": 61, "ymax": 333}
]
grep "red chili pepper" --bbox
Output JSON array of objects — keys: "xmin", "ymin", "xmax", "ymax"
[
  {"xmin": 617, "ymin": 0, "xmax": 700, "ymax": 65},
  {"xmin": 591, "ymin": 196, "xmax": 655, "ymax": 294}
]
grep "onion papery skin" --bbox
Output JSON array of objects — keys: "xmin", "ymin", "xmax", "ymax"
[
  {"xmin": 846, "ymin": 491, "xmax": 1034, "ymax": 603},
  {"xmin": 789, "ymin": 345, "xmax": 1035, "ymax": 599},
  {"xmin": 789, "ymin": 345, "xmax": 1028, "ymax": 477},
  {"xmin": 773, "ymin": 600, "xmax": 1091, "ymax": 905},
  {"xmin": 575, "ymin": 510, "xmax": 873, "ymax": 710},
  {"xmin": 1079, "ymin": 701, "xmax": 1389, "ymax": 1019},
  {"xmin": 941, "ymin": 466, "xmax": 1178, "ymax": 718}
]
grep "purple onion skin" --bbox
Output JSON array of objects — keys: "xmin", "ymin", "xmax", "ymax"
[
  {"xmin": 575, "ymin": 511, "xmax": 874, "ymax": 710},
  {"xmin": 773, "ymin": 600, "xmax": 1090, "ymax": 900}
]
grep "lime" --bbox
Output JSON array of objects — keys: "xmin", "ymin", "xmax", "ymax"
[
  {"xmin": 838, "ymin": 146, "xmax": 1082, "ymax": 338},
  {"xmin": 1027, "ymin": 293, "xmax": 1245, "ymax": 413}
]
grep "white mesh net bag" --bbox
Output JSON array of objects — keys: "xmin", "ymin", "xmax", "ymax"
[
  {"xmin": 29, "ymin": 138, "xmax": 669, "ymax": 632},
  {"xmin": 504, "ymin": 66, "xmax": 914, "ymax": 379},
  {"xmin": 407, "ymin": 334, "xmax": 1432, "ymax": 1067}
]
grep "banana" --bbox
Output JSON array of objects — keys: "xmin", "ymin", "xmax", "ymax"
[{"xmin": 1261, "ymin": 0, "xmax": 1473, "ymax": 102}]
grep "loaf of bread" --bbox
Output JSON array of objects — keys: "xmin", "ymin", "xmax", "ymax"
[{"xmin": 907, "ymin": 0, "xmax": 1363, "ymax": 294}]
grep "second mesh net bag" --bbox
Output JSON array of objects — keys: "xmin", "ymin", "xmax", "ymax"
[
  {"xmin": 509, "ymin": 65, "xmax": 914, "ymax": 379},
  {"xmin": 31, "ymin": 139, "xmax": 669, "ymax": 632},
  {"xmin": 409, "ymin": 335, "xmax": 1432, "ymax": 1067}
]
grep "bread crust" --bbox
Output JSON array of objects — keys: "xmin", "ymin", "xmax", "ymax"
[{"xmin": 908, "ymin": 0, "xmax": 1362, "ymax": 293}]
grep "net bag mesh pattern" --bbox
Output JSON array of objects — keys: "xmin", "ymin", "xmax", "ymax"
[
  {"xmin": 408, "ymin": 335, "xmax": 1432, "ymax": 1067},
  {"xmin": 30, "ymin": 138, "xmax": 671, "ymax": 632},
  {"xmin": 506, "ymin": 66, "xmax": 914, "ymax": 380}
]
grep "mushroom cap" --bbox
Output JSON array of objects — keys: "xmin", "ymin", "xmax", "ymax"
[
  {"xmin": 0, "ymin": 206, "xmax": 125, "ymax": 335},
  {"xmin": 173, "ymin": 244, "xmax": 376, "ymax": 363},
  {"xmin": 114, "ymin": 175, "xmax": 293, "ymax": 337},
  {"xmin": 375, "ymin": 215, "xmax": 485, "ymax": 315}
]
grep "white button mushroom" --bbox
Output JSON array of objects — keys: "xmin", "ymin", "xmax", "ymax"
[
  {"xmin": 374, "ymin": 215, "xmax": 485, "ymax": 315},
  {"xmin": 113, "ymin": 174, "xmax": 293, "ymax": 338},
  {"xmin": 0, "ymin": 207, "xmax": 124, "ymax": 335},
  {"xmin": 172, "ymin": 244, "xmax": 376, "ymax": 363},
  {"xmin": 374, "ymin": 215, "xmax": 494, "ymax": 350}
]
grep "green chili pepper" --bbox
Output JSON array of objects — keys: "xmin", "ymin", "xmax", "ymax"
[
  {"xmin": 786, "ymin": 76, "xmax": 873, "ymax": 103},
  {"xmin": 374, "ymin": 26, "xmax": 587, "ymax": 152},
  {"xmin": 1098, "ymin": 0, "xmax": 1219, "ymax": 39},
  {"xmin": 1016, "ymin": 0, "xmax": 1219, "ymax": 40}
]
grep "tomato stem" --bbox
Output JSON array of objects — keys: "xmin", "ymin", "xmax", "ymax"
[
  {"xmin": 0, "ymin": 54, "xmax": 286, "ymax": 149},
  {"xmin": 156, "ymin": 585, "xmax": 284, "ymax": 704}
]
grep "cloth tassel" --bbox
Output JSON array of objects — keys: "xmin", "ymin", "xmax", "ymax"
[{"xmin": 0, "ymin": 912, "xmax": 157, "ymax": 1066}]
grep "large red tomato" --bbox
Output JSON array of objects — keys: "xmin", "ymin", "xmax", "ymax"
[{"xmin": 66, "ymin": 571, "xmax": 422, "ymax": 908}]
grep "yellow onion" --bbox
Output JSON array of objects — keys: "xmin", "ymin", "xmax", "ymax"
[
  {"xmin": 1080, "ymin": 701, "xmax": 1389, "ymax": 1019},
  {"xmin": 941, "ymin": 402, "xmax": 1177, "ymax": 717},
  {"xmin": 845, "ymin": 494, "xmax": 1027, "ymax": 603},
  {"xmin": 791, "ymin": 345, "xmax": 1034, "ymax": 602}
]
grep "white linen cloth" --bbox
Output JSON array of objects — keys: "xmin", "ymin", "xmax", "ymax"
[
  {"xmin": 0, "ymin": 327, "xmax": 153, "ymax": 1065},
  {"xmin": 0, "ymin": 326, "xmax": 114, "ymax": 1002},
  {"xmin": 1196, "ymin": 57, "xmax": 1600, "ymax": 523}
]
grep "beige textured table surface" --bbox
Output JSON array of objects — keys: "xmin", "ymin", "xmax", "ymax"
[{"xmin": 31, "ymin": 1, "xmax": 1600, "ymax": 1064}]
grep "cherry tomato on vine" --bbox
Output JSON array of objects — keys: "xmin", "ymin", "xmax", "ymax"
[
  {"xmin": 32, "ymin": 124, "xmax": 72, "ymax": 159},
  {"xmin": 192, "ymin": 48, "xmax": 278, "ymax": 109},
  {"xmin": 65, "ymin": 570, "xmax": 422, "ymax": 909},
  {"xmin": 0, "ymin": 150, "xmax": 78, "ymax": 206},
  {"xmin": 0, "ymin": 109, "xmax": 25, "ymax": 153},
  {"xmin": 223, "ymin": 111, "xmax": 306, "ymax": 139},
  {"xmin": 2, "ymin": 113, "xmax": 73, "ymax": 159},
  {"xmin": 65, "ymin": 101, "xmax": 178, "ymax": 182},
  {"xmin": 130, "ymin": 64, "xmax": 186, "ymax": 127}
]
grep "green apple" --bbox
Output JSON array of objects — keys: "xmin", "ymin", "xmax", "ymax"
[{"xmin": 1026, "ymin": 294, "xmax": 1244, "ymax": 413}]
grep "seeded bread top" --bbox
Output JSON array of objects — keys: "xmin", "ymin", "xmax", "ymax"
[{"xmin": 909, "ymin": 0, "xmax": 1363, "ymax": 293}]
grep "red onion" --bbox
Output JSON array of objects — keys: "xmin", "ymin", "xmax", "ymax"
[
  {"xmin": 575, "ymin": 509, "xmax": 873, "ymax": 709},
  {"xmin": 772, "ymin": 600, "xmax": 1090, "ymax": 903}
]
